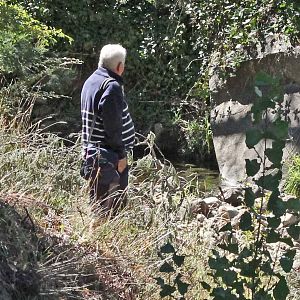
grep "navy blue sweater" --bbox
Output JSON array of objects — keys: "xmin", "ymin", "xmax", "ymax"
[{"xmin": 81, "ymin": 67, "xmax": 135, "ymax": 159}]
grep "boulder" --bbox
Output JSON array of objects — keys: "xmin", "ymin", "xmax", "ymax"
[
  {"xmin": 210, "ymin": 44, "xmax": 300, "ymax": 186},
  {"xmin": 217, "ymin": 204, "xmax": 241, "ymax": 221},
  {"xmin": 191, "ymin": 197, "xmax": 221, "ymax": 216},
  {"xmin": 218, "ymin": 187, "xmax": 244, "ymax": 206}
]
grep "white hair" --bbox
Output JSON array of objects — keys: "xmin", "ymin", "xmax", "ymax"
[{"xmin": 98, "ymin": 44, "xmax": 127, "ymax": 71}]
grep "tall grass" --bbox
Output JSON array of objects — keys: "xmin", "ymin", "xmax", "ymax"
[
  {"xmin": 285, "ymin": 155, "xmax": 300, "ymax": 198},
  {"xmin": 0, "ymin": 115, "xmax": 215, "ymax": 299}
]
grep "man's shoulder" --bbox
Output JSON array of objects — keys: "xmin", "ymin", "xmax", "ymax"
[{"xmin": 106, "ymin": 79, "xmax": 122, "ymax": 95}]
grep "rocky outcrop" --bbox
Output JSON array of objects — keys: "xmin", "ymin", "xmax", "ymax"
[{"xmin": 210, "ymin": 44, "xmax": 300, "ymax": 186}]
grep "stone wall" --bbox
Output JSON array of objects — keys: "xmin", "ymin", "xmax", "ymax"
[{"xmin": 210, "ymin": 47, "xmax": 300, "ymax": 186}]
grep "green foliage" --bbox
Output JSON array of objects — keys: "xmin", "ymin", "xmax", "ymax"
[
  {"xmin": 285, "ymin": 155, "xmax": 300, "ymax": 198},
  {"xmin": 155, "ymin": 241, "xmax": 189, "ymax": 299},
  {"xmin": 202, "ymin": 72, "xmax": 300, "ymax": 299},
  {"xmin": 0, "ymin": 1, "xmax": 70, "ymax": 75},
  {"xmin": 2, "ymin": 0, "xmax": 300, "ymax": 160}
]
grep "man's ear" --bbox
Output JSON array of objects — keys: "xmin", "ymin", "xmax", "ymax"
[{"xmin": 117, "ymin": 62, "xmax": 122, "ymax": 72}]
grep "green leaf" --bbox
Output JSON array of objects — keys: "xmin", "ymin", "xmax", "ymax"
[
  {"xmin": 154, "ymin": 277, "xmax": 165, "ymax": 287},
  {"xmin": 239, "ymin": 246, "xmax": 252, "ymax": 258},
  {"xmin": 219, "ymin": 222, "xmax": 232, "ymax": 232},
  {"xmin": 267, "ymin": 190, "xmax": 286, "ymax": 216},
  {"xmin": 159, "ymin": 262, "xmax": 175, "ymax": 273},
  {"xmin": 244, "ymin": 188, "xmax": 255, "ymax": 207},
  {"xmin": 175, "ymin": 275, "xmax": 189, "ymax": 296},
  {"xmin": 265, "ymin": 142, "xmax": 284, "ymax": 167},
  {"xmin": 273, "ymin": 277, "xmax": 289, "ymax": 300},
  {"xmin": 287, "ymin": 224, "xmax": 300, "ymax": 240},
  {"xmin": 260, "ymin": 262, "xmax": 274, "ymax": 275},
  {"xmin": 201, "ymin": 281, "xmax": 211, "ymax": 291},
  {"xmin": 159, "ymin": 284, "xmax": 176, "ymax": 298},
  {"xmin": 208, "ymin": 255, "xmax": 229, "ymax": 270},
  {"xmin": 280, "ymin": 250, "xmax": 296, "ymax": 272},
  {"xmin": 223, "ymin": 270, "xmax": 237, "ymax": 286},
  {"xmin": 240, "ymin": 260, "xmax": 257, "ymax": 277},
  {"xmin": 255, "ymin": 171, "xmax": 282, "ymax": 190},
  {"xmin": 272, "ymin": 119, "xmax": 288, "ymax": 140},
  {"xmin": 266, "ymin": 229, "xmax": 280, "ymax": 243},
  {"xmin": 173, "ymin": 254, "xmax": 185, "ymax": 267},
  {"xmin": 239, "ymin": 211, "xmax": 252, "ymax": 231},
  {"xmin": 267, "ymin": 217, "xmax": 281, "ymax": 229},
  {"xmin": 218, "ymin": 243, "xmax": 239, "ymax": 254},
  {"xmin": 246, "ymin": 128, "xmax": 263, "ymax": 148},
  {"xmin": 279, "ymin": 237, "xmax": 294, "ymax": 247},
  {"xmin": 212, "ymin": 287, "xmax": 238, "ymax": 300},
  {"xmin": 160, "ymin": 242, "xmax": 175, "ymax": 253},
  {"xmin": 246, "ymin": 159, "xmax": 260, "ymax": 176},
  {"xmin": 254, "ymin": 289, "xmax": 273, "ymax": 300},
  {"xmin": 286, "ymin": 198, "xmax": 300, "ymax": 212}
]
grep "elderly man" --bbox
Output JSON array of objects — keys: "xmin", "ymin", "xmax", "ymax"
[{"xmin": 81, "ymin": 44, "xmax": 135, "ymax": 215}]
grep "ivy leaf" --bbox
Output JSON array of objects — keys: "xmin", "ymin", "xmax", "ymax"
[
  {"xmin": 174, "ymin": 274, "xmax": 189, "ymax": 296},
  {"xmin": 280, "ymin": 250, "xmax": 296, "ymax": 272},
  {"xmin": 173, "ymin": 254, "xmax": 185, "ymax": 267},
  {"xmin": 218, "ymin": 243, "xmax": 239, "ymax": 254},
  {"xmin": 211, "ymin": 287, "xmax": 238, "ymax": 300},
  {"xmin": 239, "ymin": 247, "xmax": 252, "ymax": 259},
  {"xmin": 266, "ymin": 229, "xmax": 280, "ymax": 243},
  {"xmin": 267, "ymin": 190, "xmax": 285, "ymax": 216},
  {"xmin": 246, "ymin": 128, "xmax": 263, "ymax": 148},
  {"xmin": 240, "ymin": 259, "xmax": 258, "ymax": 277},
  {"xmin": 154, "ymin": 277, "xmax": 165, "ymax": 287},
  {"xmin": 223, "ymin": 270, "xmax": 237, "ymax": 286},
  {"xmin": 279, "ymin": 237, "xmax": 294, "ymax": 247},
  {"xmin": 254, "ymin": 289, "xmax": 273, "ymax": 300},
  {"xmin": 244, "ymin": 188, "xmax": 255, "ymax": 207},
  {"xmin": 286, "ymin": 198, "xmax": 300, "ymax": 212},
  {"xmin": 260, "ymin": 262, "xmax": 274, "ymax": 275},
  {"xmin": 255, "ymin": 171, "xmax": 282, "ymax": 191},
  {"xmin": 287, "ymin": 224, "xmax": 300, "ymax": 240},
  {"xmin": 159, "ymin": 262, "xmax": 175, "ymax": 273},
  {"xmin": 159, "ymin": 284, "xmax": 176, "ymax": 298},
  {"xmin": 201, "ymin": 281, "xmax": 211, "ymax": 291},
  {"xmin": 219, "ymin": 222, "xmax": 232, "ymax": 232},
  {"xmin": 265, "ymin": 141, "xmax": 284, "ymax": 167},
  {"xmin": 239, "ymin": 211, "xmax": 252, "ymax": 231},
  {"xmin": 272, "ymin": 118, "xmax": 288, "ymax": 140},
  {"xmin": 267, "ymin": 217, "xmax": 281, "ymax": 229},
  {"xmin": 160, "ymin": 242, "xmax": 175, "ymax": 253},
  {"xmin": 246, "ymin": 159, "xmax": 260, "ymax": 176},
  {"xmin": 273, "ymin": 277, "xmax": 289, "ymax": 300}
]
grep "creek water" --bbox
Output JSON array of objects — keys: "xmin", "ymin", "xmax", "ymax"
[{"xmin": 174, "ymin": 163, "xmax": 220, "ymax": 193}]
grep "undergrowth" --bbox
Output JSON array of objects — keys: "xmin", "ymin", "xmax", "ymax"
[{"xmin": 0, "ymin": 124, "xmax": 215, "ymax": 299}]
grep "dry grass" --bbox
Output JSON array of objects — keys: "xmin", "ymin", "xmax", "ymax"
[{"xmin": 0, "ymin": 124, "xmax": 215, "ymax": 299}]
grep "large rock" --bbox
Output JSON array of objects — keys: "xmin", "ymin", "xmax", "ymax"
[{"xmin": 210, "ymin": 45, "xmax": 300, "ymax": 186}]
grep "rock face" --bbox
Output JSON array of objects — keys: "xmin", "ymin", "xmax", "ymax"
[{"xmin": 210, "ymin": 46, "xmax": 300, "ymax": 186}]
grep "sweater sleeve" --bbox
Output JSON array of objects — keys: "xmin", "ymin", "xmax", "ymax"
[{"xmin": 101, "ymin": 85, "xmax": 126, "ymax": 159}]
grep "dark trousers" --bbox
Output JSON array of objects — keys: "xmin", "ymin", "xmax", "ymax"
[{"xmin": 89, "ymin": 148, "xmax": 128, "ymax": 215}]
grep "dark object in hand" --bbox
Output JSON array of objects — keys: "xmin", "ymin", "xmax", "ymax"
[{"xmin": 80, "ymin": 156, "xmax": 108, "ymax": 180}]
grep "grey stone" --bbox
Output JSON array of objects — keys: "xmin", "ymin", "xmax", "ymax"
[
  {"xmin": 217, "ymin": 204, "xmax": 240, "ymax": 220},
  {"xmin": 281, "ymin": 213, "xmax": 300, "ymax": 227},
  {"xmin": 218, "ymin": 187, "xmax": 244, "ymax": 206},
  {"xmin": 210, "ymin": 45, "xmax": 300, "ymax": 186},
  {"xmin": 191, "ymin": 197, "xmax": 221, "ymax": 216}
]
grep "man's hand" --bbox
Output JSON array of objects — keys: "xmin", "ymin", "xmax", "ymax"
[{"xmin": 117, "ymin": 157, "xmax": 127, "ymax": 173}]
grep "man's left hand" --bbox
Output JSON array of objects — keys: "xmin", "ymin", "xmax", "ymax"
[{"xmin": 117, "ymin": 157, "xmax": 127, "ymax": 173}]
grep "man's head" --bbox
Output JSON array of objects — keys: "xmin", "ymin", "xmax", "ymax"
[{"xmin": 98, "ymin": 44, "xmax": 126, "ymax": 76}]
